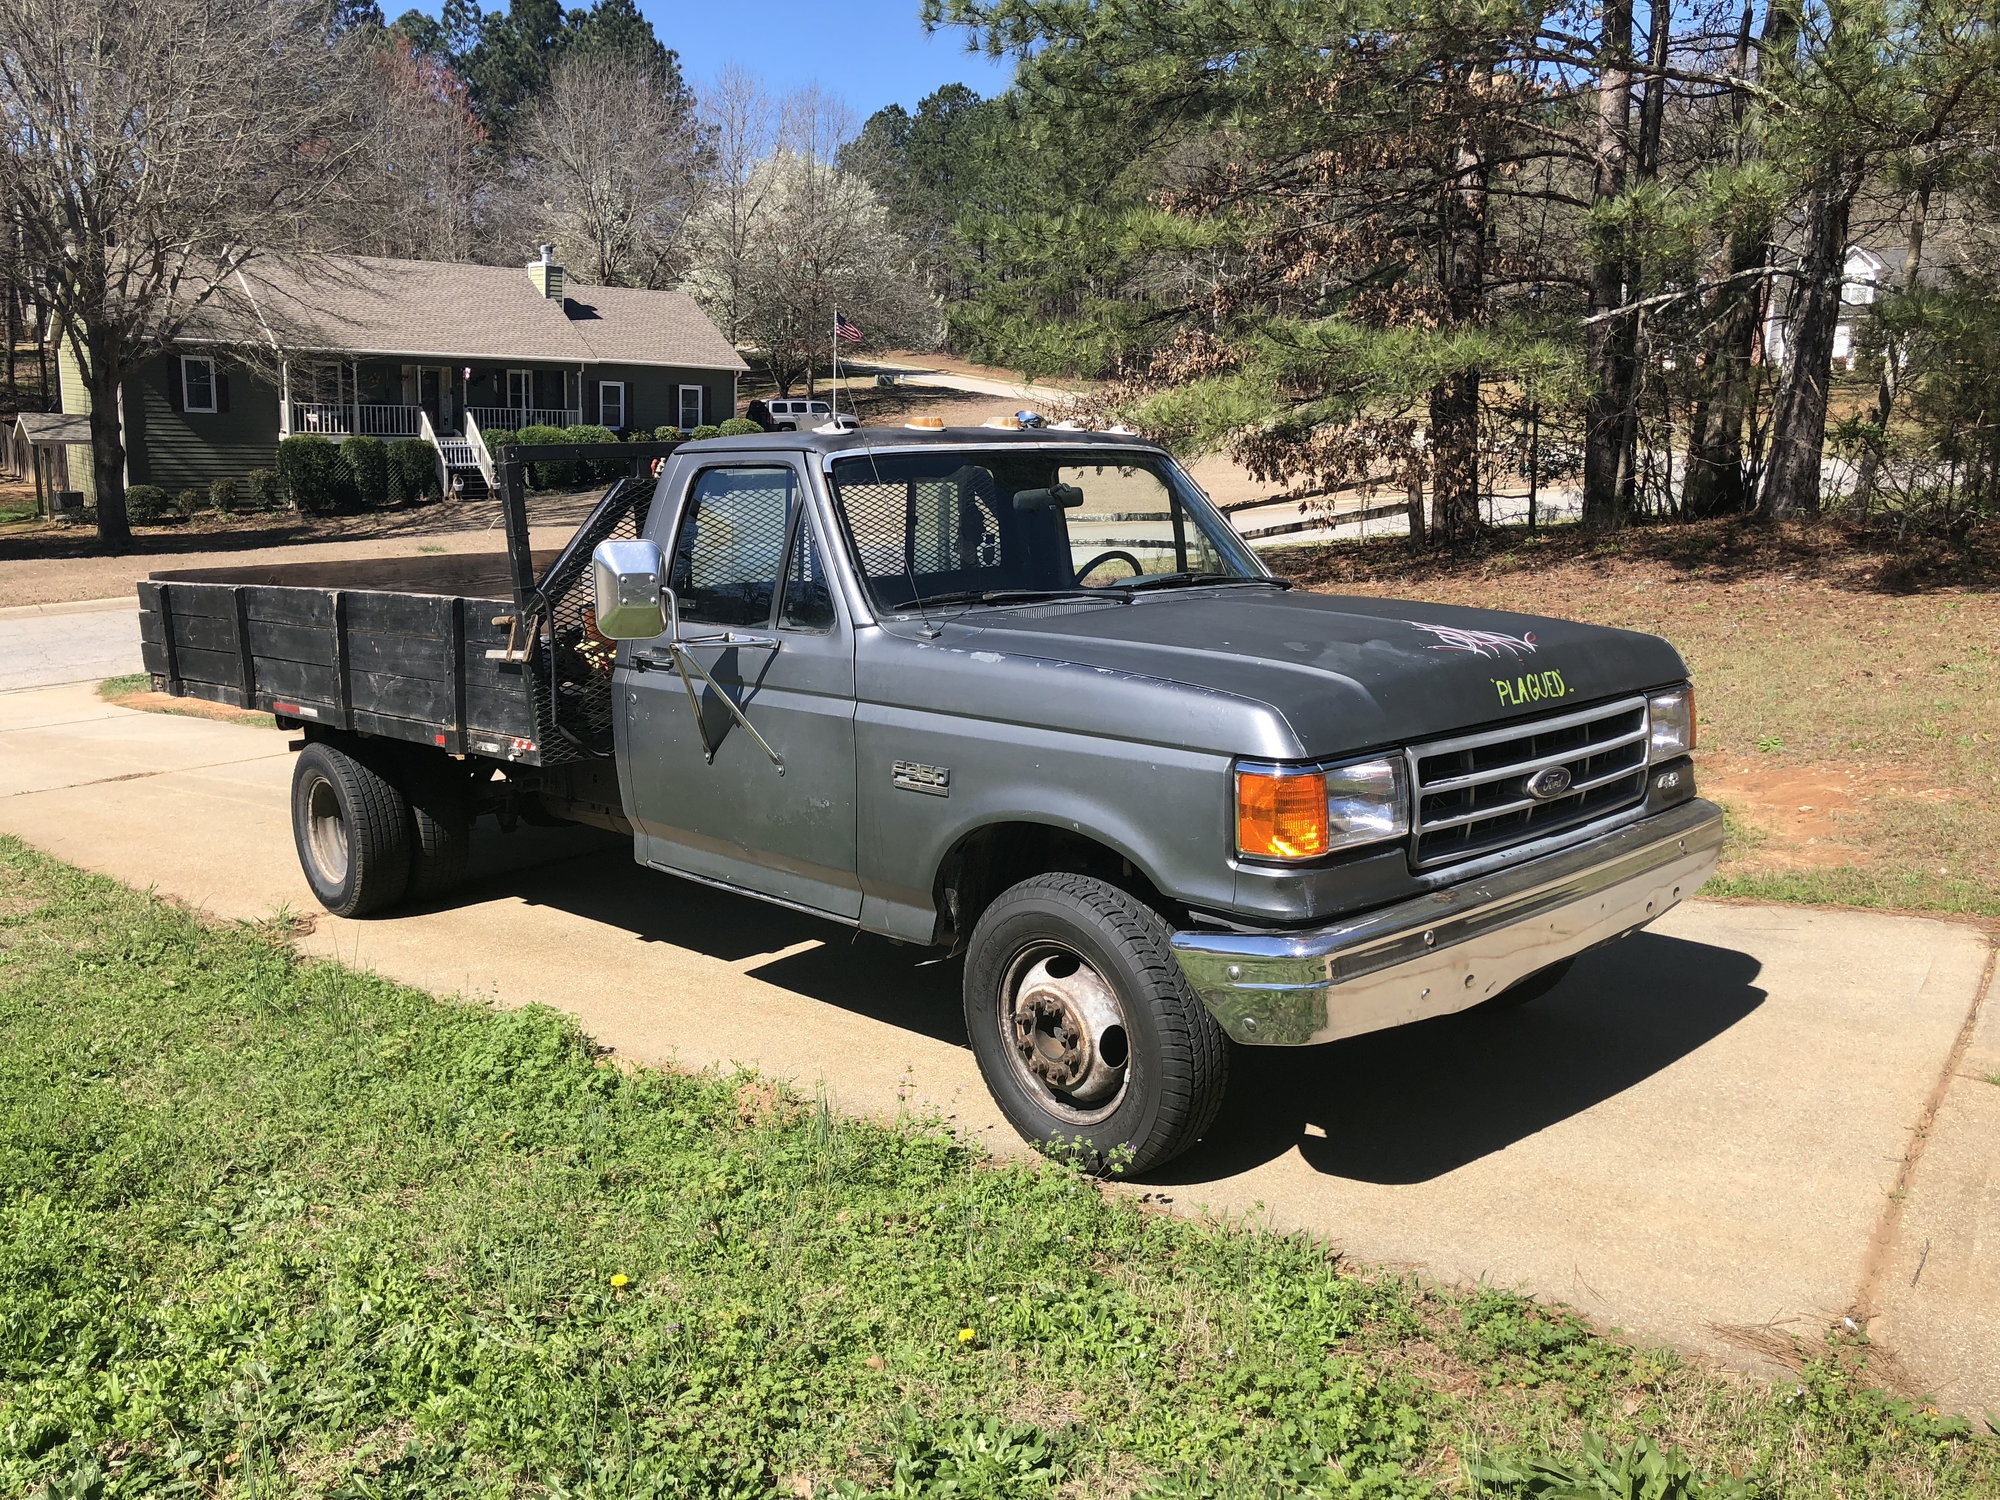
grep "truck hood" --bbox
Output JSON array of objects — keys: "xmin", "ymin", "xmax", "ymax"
[{"xmin": 953, "ymin": 588, "xmax": 1687, "ymax": 756}]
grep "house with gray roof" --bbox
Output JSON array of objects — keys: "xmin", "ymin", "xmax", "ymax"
[{"xmin": 57, "ymin": 248, "xmax": 746, "ymax": 500}]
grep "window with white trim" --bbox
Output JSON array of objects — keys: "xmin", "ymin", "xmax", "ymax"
[
  {"xmin": 599, "ymin": 380, "xmax": 627, "ymax": 429},
  {"xmin": 678, "ymin": 384, "xmax": 705, "ymax": 429},
  {"xmin": 180, "ymin": 355, "xmax": 217, "ymax": 413},
  {"xmin": 507, "ymin": 369, "xmax": 532, "ymax": 411}
]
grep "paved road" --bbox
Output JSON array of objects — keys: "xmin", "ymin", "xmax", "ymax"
[
  {"xmin": 3, "ymin": 679, "xmax": 1995, "ymax": 1413},
  {"xmin": 0, "ymin": 598, "xmax": 144, "ymax": 691},
  {"xmin": 849, "ymin": 360, "xmax": 1082, "ymax": 409}
]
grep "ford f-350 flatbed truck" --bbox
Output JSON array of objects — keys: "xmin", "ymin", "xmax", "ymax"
[{"xmin": 139, "ymin": 429, "xmax": 1721, "ymax": 1171}]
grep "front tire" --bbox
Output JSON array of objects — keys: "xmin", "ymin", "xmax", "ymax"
[
  {"xmin": 291, "ymin": 741, "xmax": 413, "ymax": 917},
  {"xmin": 964, "ymin": 873, "xmax": 1228, "ymax": 1174}
]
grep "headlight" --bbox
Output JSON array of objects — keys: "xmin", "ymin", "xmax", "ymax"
[
  {"xmin": 1648, "ymin": 686, "xmax": 1696, "ymax": 761},
  {"xmin": 1324, "ymin": 756, "xmax": 1409, "ymax": 849},
  {"xmin": 1236, "ymin": 756, "xmax": 1408, "ymax": 861}
]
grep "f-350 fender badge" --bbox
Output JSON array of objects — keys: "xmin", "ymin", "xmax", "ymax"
[{"xmin": 891, "ymin": 761, "xmax": 951, "ymax": 796}]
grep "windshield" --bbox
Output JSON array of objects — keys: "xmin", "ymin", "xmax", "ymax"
[{"xmin": 826, "ymin": 448, "xmax": 1263, "ymax": 613}]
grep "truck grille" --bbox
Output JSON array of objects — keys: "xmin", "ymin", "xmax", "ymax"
[{"xmin": 1407, "ymin": 696, "xmax": 1650, "ymax": 869}]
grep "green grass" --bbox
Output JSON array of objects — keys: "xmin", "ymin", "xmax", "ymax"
[
  {"xmin": 1, "ymin": 837, "xmax": 1993, "ymax": 1500},
  {"xmin": 95, "ymin": 673, "xmax": 152, "ymax": 698},
  {"xmin": 1702, "ymin": 867, "xmax": 2000, "ymax": 919}
]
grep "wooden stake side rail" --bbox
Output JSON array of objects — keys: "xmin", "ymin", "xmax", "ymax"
[
  {"xmin": 137, "ymin": 578, "xmax": 542, "ymax": 764},
  {"xmin": 132, "ymin": 441, "xmax": 685, "ymax": 767}
]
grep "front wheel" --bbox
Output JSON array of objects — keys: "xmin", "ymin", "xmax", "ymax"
[
  {"xmin": 964, "ymin": 872, "xmax": 1228, "ymax": 1174},
  {"xmin": 291, "ymin": 741, "xmax": 413, "ymax": 917}
]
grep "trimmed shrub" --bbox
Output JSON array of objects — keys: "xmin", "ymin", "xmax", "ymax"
[
  {"xmin": 386, "ymin": 438, "xmax": 440, "ymax": 506},
  {"xmin": 690, "ymin": 424, "xmax": 722, "ymax": 441},
  {"xmin": 341, "ymin": 436, "xmax": 389, "ymax": 510},
  {"xmin": 175, "ymin": 488, "xmax": 205, "ymax": 516},
  {"xmin": 564, "ymin": 423, "xmax": 621, "ymax": 481},
  {"xmin": 245, "ymin": 469, "xmax": 281, "ymax": 510},
  {"xmin": 516, "ymin": 423, "xmax": 577, "ymax": 489},
  {"xmin": 479, "ymin": 428, "xmax": 517, "ymax": 459},
  {"xmin": 124, "ymin": 485, "xmax": 172, "ymax": 523},
  {"xmin": 209, "ymin": 477, "xmax": 241, "ymax": 514},
  {"xmin": 718, "ymin": 417, "xmax": 761, "ymax": 437},
  {"xmin": 652, "ymin": 425, "xmax": 686, "ymax": 443},
  {"xmin": 277, "ymin": 434, "xmax": 352, "ymax": 514}
]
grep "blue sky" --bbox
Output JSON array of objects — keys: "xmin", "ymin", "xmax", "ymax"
[
  {"xmin": 656, "ymin": 0, "xmax": 1016, "ymax": 115},
  {"xmin": 468, "ymin": 0, "xmax": 1015, "ymax": 120}
]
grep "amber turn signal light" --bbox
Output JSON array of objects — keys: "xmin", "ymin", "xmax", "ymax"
[{"xmin": 1236, "ymin": 769, "xmax": 1329, "ymax": 859}]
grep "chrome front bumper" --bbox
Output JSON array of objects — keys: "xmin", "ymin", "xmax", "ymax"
[{"xmin": 1169, "ymin": 799, "xmax": 1724, "ymax": 1046}]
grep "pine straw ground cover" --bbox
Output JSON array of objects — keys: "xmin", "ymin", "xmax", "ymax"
[
  {"xmin": 1, "ymin": 840, "xmax": 1993, "ymax": 1499},
  {"xmin": 1283, "ymin": 518, "xmax": 2000, "ymax": 919}
]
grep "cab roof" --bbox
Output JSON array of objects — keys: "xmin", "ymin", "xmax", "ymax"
[{"xmin": 680, "ymin": 427, "xmax": 1168, "ymax": 458}]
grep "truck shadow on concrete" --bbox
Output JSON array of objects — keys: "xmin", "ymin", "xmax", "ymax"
[
  {"xmin": 1148, "ymin": 930, "xmax": 1765, "ymax": 1186},
  {"xmin": 493, "ymin": 834, "xmax": 967, "ymax": 1045},
  {"xmin": 478, "ymin": 836, "xmax": 1765, "ymax": 1184}
]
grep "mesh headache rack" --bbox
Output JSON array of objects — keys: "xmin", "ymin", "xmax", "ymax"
[
  {"xmin": 496, "ymin": 442, "xmax": 675, "ymax": 764},
  {"xmin": 1406, "ymin": 695, "xmax": 1652, "ymax": 869}
]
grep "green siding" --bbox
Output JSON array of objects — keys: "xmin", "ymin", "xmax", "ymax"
[
  {"xmin": 590, "ymin": 364, "xmax": 736, "ymax": 432},
  {"xmin": 459, "ymin": 361, "xmax": 737, "ymax": 434},
  {"xmin": 123, "ymin": 353, "xmax": 282, "ymax": 490},
  {"xmin": 56, "ymin": 343, "xmax": 97, "ymax": 502}
]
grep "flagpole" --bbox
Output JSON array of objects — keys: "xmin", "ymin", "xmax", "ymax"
[{"xmin": 830, "ymin": 309, "xmax": 838, "ymax": 420}]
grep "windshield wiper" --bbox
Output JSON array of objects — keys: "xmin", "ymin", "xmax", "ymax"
[
  {"xmin": 899, "ymin": 587, "xmax": 1135, "ymax": 610},
  {"xmin": 1120, "ymin": 572, "xmax": 1293, "ymax": 593}
]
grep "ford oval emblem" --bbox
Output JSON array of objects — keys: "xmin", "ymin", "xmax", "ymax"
[{"xmin": 1525, "ymin": 765, "xmax": 1574, "ymax": 801}]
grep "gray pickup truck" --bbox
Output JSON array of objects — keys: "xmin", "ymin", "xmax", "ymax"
[{"xmin": 139, "ymin": 428, "xmax": 1721, "ymax": 1171}]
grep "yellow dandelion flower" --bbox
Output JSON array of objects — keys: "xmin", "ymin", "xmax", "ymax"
[
  {"xmin": 958, "ymin": 1327, "xmax": 977, "ymax": 1344},
  {"xmin": 610, "ymin": 1273, "xmax": 630, "ymax": 1288}
]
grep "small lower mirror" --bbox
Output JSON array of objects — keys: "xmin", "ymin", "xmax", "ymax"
[{"xmin": 591, "ymin": 539, "xmax": 668, "ymax": 639}]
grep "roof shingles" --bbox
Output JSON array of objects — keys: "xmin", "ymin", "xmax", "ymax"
[{"xmin": 223, "ymin": 254, "xmax": 745, "ymax": 372}]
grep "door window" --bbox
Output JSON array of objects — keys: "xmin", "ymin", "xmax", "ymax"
[{"xmin": 668, "ymin": 467, "xmax": 797, "ymax": 628}]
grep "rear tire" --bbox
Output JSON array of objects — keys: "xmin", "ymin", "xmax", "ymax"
[
  {"xmin": 964, "ymin": 872, "xmax": 1228, "ymax": 1175},
  {"xmin": 401, "ymin": 752, "xmax": 472, "ymax": 901},
  {"xmin": 291, "ymin": 741, "xmax": 413, "ymax": 917}
]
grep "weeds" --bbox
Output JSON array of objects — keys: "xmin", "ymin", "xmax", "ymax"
[{"xmin": 0, "ymin": 837, "xmax": 1992, "ymax": 1498}]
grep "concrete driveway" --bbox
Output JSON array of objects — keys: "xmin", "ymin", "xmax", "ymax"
[{"xmin": 3, "ymin": 680, "xmax": 1994, "ymax": 1412}]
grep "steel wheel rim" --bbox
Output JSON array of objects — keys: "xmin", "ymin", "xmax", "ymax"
[
  {"xmin": 997, "ymin": 941, "xmax": 1132, "ymax": 1126},
  {"xmin": 305, "ymin": 775, "xmax": 349, "ymax": 885}
]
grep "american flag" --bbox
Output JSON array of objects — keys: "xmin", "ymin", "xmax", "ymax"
[{"xmin": 834, "ymin": 311, "xmax": 863, "ymax": 344}]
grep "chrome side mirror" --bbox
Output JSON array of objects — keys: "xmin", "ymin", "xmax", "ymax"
[{"xmin": 591, "ymin": 538, "xmax": 669, "ymax": 639}]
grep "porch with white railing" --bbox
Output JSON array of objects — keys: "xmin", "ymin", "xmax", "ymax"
[
  {"xmin": 465, "ymin": 406, "xmax": 582, "ymax": 432},
  {"xmin": 284, "ymin": 401, "xmax": 424, "ymax": 438}
]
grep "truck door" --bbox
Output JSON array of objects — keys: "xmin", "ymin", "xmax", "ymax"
[{"xmin": 619, "ymin": 458, "xmax": 861, "ymax": 919}]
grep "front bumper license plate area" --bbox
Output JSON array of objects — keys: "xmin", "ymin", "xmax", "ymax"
[{"xmin": 1169, "ymin": 799, "xmax": 1724, "ymax": 1046}]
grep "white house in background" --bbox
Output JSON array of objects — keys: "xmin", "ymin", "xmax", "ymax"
[{"xmin": 1765, "ymin": 244, "xmax": 1896, "ymax": 370}]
